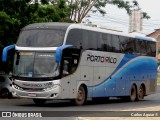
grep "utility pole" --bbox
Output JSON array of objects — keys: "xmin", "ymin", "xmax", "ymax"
[{"xmin": 129, "ymin": 9, "xmax": 143, "ymax": 33}]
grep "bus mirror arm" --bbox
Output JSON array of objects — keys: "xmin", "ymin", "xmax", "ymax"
[
  {"xmin": 2, "ymin": 44, "xmax": 15, "ymax": 62},
  {"xmin": 55, "ymin": 45, "xmax": 73, "ymax": 63}
]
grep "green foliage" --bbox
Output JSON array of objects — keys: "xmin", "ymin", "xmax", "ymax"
[
  {"xmin": 0, "ymin": 0, "xmax": 69, "ymax": 73},
  {"xmin": 67, "ymin": 0, "xmax": 149, "ymax": 23},
  {"xmin": 158, "ymin": 48, "xmax": 160, "ymax": 54},
  {"xmin": 0, "ymin": 11, "xmax": 20, "ymax": 47},
  {"xmin": 41, "ymin": 0, "xmax": 49, "ymax": 4}
]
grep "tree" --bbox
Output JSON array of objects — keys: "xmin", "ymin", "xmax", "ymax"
[
  {"xmin": 0, "ymin": 0, "xmax": 70, "ymax": 73},
  {"xmin": 63, "ymin": 0, "xmax": 150, "ymax": 23}
]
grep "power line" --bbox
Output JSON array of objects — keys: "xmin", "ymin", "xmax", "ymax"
[
  {"xmin": 90, "ymin": 14, "xmax": 129, "ymax": 24},
  {"xmin": 84, "ymin": 11, "xmax": 159, "ymax": 33}
]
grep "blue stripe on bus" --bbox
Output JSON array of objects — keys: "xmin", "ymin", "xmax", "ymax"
[
  {"xmin": 88, "ymin": 54, "xmax": 137, "ymax": 87},
  {"xmin": 112, "ymin": 54, "xmax": 137, "ymax": 75},
  {"xmin": 87, "ymin": 57, "xmax": 157, "ymax": 97}
]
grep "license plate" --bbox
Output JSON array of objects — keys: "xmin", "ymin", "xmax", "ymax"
[{"xmin": 28, "ymin": 93, "xmax": 37, "ymax": 97}]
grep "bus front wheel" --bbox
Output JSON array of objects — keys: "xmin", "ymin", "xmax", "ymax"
[
  {"xmin": 73, "ymin": 85, "xmax": 86, "ymax": 106},
  {"xmin": 33, "ymin": 99, "xmax": 46, "ymax": 105}
]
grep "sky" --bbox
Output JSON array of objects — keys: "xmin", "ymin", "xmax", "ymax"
[{"xmin": 83, "ymin": 0, "xmax": 160, "ymax": 34}]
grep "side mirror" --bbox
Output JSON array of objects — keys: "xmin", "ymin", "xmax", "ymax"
[
  {"xmin": 2, "ymin": 44, "xmax": 15, "ymax": 62},
  {"xmin": 55, "ymin": 45, "xmax": 73, "ymax": 63}
]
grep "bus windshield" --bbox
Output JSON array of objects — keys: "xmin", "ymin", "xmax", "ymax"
[
  {"xmin": 13, "ymin": 52, "xmax": 60, "ymax": 78},
  {"xmin": 16, "ymin": 29, "xmax": 65, "ymax": 47}
]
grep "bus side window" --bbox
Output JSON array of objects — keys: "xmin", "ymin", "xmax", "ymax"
[
  {"xmin": 98, "ymin": 33, "xmax": 107, "ymax": 51},
  {"xmin": 125, "ymin": 38, "xmax": 135, "ymax": 54},
  {"xmin": 101, "ymin": 33, "xmax": 112, "ymax": 52},
  {"xmin": 134, "ymin": 40, "xmax": 141, "ymax": 55},
  {"xmin": 88, "ymin": 31, "xmax": 98, "ymax": 50},
  {"xmin": 146, "ymin": 41, "xmax": 152, "ymax": 56},
  {"xmin": 66, "ymin": 29, "xmax": 82, "ymax": 49},
  {"xmin": 112, "ymin": 35, "xmax": 121, "ymax": 53},
  {"xmin": 119, "ymin": 36, "xmax": 129, "ymax": 53},
  {"xmin": 150, "ymin": 42, "xmax": 156, "ymax": 57},
  {"xmin": 139, "ymin": 40, "xmax": 147, "ymax": 56},
  {"xmin": 82, "ymin": 30, "xmax": 98, "ymax": 50}
]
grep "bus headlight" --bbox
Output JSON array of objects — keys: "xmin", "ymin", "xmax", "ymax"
[{"xmin": 13, "ymin": 84, "xmax": 23, "ymax": 90}]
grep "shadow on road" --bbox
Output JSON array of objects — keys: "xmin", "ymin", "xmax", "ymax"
[{"xmin": 17, "ymin": 97, "xmax": 148, "ymax": 108}]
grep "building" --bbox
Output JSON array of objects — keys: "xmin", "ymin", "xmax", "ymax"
[{"xmin": 147, "ymin": 29, "xmax": 160, "ymax": 60}]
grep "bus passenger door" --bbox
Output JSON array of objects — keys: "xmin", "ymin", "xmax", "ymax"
[
  {"xmin": 60, "ymin": 56, "xmax": 71, "ymax": 98},
  {"xmin": 61, "ymin": 48, "xmax": 81, "ymax": 98}
]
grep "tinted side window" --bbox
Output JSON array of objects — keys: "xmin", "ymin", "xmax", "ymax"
[
  {"xmin": 102, "ymin": 33, "xmax": 112, "ymax": 52},
  {"xmin": 146, "ymin": 41, "xmax": 152, "ymax": 56},
  {"xmin": 119, "ymin": 36, "xmax": 126, "ymax": 53},
  {"xmin": 0, "ymin": 76, "xmax": 5, "ymax": 82},
  {"xmin": 135, "ymin": 40, "xmax": 141, "ymax": 55},
  {"xmin": 82, "ymin": 30, "xmax": 97, "ymax": 50},
  {"xmin": 125, "ymin": 38, "xmax": 135, "ymax": 54},
  {"xmin": 139, "ymin": 40, "xmax": 147, "ymax": 55},
  {"xmin": 66, "ymin": 29, "xmax": 82, "ymax": 49},
  {"xmin": 82, "ymin": 30, "xmax": 89, "ymax": 50},
  {"xmin": 120, "ymin": 37, "xmax": 136, "ymax": 54},
  {"xmin": 146, "ymin": 41, "xmax": 156, "ymax": 57},
  {"xmin": 112, "ymin": 35, "xmax": 120, "ymax": 53},
  {"xmin": 134, "ymin": 40, "xmax": 147, "ymax": 56},
  {"xmin": 97, "ymin": 32, "xmax": 103, "ymax": 51},
  {"xmin": 88, "ymin": 31, "xmax": 98, "ymax": 50}
]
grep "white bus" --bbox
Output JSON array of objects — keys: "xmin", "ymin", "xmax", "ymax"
[{"xmin": 2, "ymin": 23, "xmax": 157, "ymax": 105}]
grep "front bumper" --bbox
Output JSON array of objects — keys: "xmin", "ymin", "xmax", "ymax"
[{"xmin": 12, "ymin": 85, "xmax": 61, "ymax": 99}]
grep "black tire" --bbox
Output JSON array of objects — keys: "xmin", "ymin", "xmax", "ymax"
[
  {"xmin": 0, "ymin": 89, "xmax": 10, "ymax": 99},
  {"xmin": 33, "ymin": 99, "xmax": 46, "ymax": 105},
  {"xmin": 92, "ymin": 97, "xmax": 109, "ymax": 104},
  {"xmin": 136, "ymin": 85, "xmax": 144, "ymax": 101},
  {"xmin": 128, "ymin": 85, "xmax": 137, "ymax": 102},
  {"xmin": 73, "ymin": 86, "xmax": 86, "ymax": 106}
]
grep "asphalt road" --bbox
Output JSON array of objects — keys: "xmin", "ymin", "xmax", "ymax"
[{"xmin": 0, "ymin": 86, "xmax": 160, "ymax": 119}]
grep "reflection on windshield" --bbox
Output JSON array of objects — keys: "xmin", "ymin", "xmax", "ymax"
[
  {"xmin": 13, "ymin": 52, "xmax": 59, "ymax": 78},
  {"xmin": 17, "ymin": 29, "xmax": 65, "ymax": 47}
]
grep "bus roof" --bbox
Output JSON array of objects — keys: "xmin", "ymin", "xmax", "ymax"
[
  {"xmin": 67, "ymin": 23, "xmax": 156, "ymax": 42},
  {"xmin": 22, "ymin": 22, "xmax": 156, "ymax": 42},
  {"xmin": 22, "ymin": 22, "xmax": 71, "ymax": 31}
]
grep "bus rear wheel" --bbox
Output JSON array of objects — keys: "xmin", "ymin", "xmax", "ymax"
[
  {"xmin": 73, "ymin": 86, "xmax": 86, "ymax": 106},
  {"xmin": 136, "ymin": 85, "xmax": 144, "ymax": 101},
  {"xmin": 33, "ymin": 99, "xmax": 46, "ymax": 105}
]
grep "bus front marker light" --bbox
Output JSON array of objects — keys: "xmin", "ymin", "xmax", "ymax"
[{"xmin": 50, "ymin": 93, "xmax": 57, "ymax": 97}]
